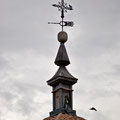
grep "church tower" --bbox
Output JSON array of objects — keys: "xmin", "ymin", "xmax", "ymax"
[{"xmin": 44, "ymin": 0, "xmax": 86, "ymax": 120}]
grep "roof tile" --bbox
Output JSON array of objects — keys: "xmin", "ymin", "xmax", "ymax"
[{"xmin": 44, "ymin": 113, "xmax": 86, "ymax": 120}]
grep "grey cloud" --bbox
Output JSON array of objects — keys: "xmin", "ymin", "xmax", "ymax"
[
  {"xmin": 112, "ymin": 65, "xmax": 120, "ymax": 75},
  {"xmin": 104, "ymin": 65, "xmax": 120, "ymax": 77},
  {"xmin": 88, "ymin": 89, "xmax": 120, "ymax": 101},
  {"xmin": 0, "ymin": 79, "xmax": 50, "ymax": 118},
  {"xmin": 69, "ymin": 0, "xmax": 120, "ymax": 59},
  {"xmin": 0, "ymin": 0, "xmax": 57, "ymax": 54},
  {"xmin": 0, "ymin": 91, "xmax": 17, "ymax": 102},
  {"xmin": 76, "ymin": 109, "xmax": 110, "ymax": 120},
  {"xmin": 89, "ymin": 111, "xmax": 109, "ymax": 120},
  {"xmin": 0, "ymin": 52, "xmax": 51, "ymax": 118},
  {"xmin": 0, "ymin": 55, "xmax": 10, "ymax": 70}
]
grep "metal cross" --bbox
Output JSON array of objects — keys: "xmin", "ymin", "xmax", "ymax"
[{"xmin": 48, "ymin": 0, "xmax": 74, "ymax": 31}]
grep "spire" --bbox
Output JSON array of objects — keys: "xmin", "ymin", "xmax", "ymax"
[
  {"xmin": 44, "ymin": 0, "xmax": 86, "ymax": 119},
  {"xmin": 46, "ymin": 0, "xmax": 78, "ymax": 117},
  {"xmin": 47, "ymin": 30, "xmax": 78, "ymax": 115},
  {"xmin": 55, "ymin": 31, "xmax": 70, "ymax": 66}
]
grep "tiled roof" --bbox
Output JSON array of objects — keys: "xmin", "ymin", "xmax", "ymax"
[{"xmin": 44, "ymin": 113, "xmax": 86, "ymax": 120}]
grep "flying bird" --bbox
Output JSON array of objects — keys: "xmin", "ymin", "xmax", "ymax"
[
  {"xmin": 69, "ymin": 4, "xmax": 73, "ymax": 10},
  {"xmin": 89, "ymin": 107, "xmax": 97, "ymax": 111}
]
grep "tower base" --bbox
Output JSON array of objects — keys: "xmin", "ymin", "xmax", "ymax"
[{"xmin": 50, "ymin": 108, "xmax": 76, "ymax": 116}]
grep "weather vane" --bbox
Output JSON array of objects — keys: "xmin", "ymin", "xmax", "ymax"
[{"xmin": 48, "ymin": 0, "xmax": 74, "ymax": 31}]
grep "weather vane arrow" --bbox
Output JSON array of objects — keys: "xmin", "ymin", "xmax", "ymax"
[{"xmin": 48, "ymin": 0, "xmax": 74, "ymax": 31}]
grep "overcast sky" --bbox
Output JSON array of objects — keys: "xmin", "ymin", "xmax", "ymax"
[{"xmin": 0, "ymin": 0, "xmax": 120, "ymax": 120}]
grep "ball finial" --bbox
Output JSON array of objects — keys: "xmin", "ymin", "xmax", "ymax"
[{"xmin": 58, "ymin": 31, "xmax": 68, "ymax": 43}]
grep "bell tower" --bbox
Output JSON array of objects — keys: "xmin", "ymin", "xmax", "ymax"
[
  {"xmin": 47, "ymin": 31, "xmax": 78, "ymax": 116},
  {"xmin": 47, "ymin": 0, "xmax": 78, "ymax": 117},
  {"xmin": 44, "ymin": 0, "xmax": 86, "ymax": 119}
]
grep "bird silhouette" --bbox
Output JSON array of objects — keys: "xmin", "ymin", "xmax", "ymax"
[
  {"xmin": 89, "ymin": 107, "xmax": 97, "ymax": 111},
  {"xmin": 69, "ymin": 4, "xmax": 73, "ymax": 10}
]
